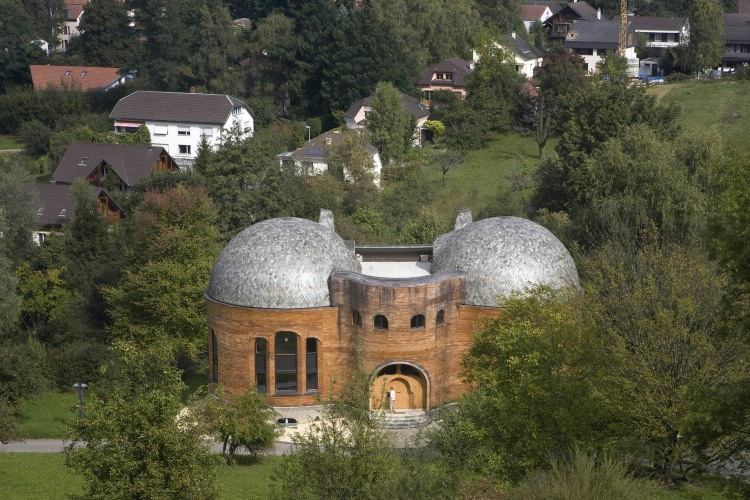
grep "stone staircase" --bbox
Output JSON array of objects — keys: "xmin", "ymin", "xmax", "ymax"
[{"xmin": 383, "ymin": 409, "xmax": 431, "ymax": 429}]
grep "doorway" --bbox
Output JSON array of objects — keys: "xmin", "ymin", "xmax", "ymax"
[{"xmin": 371, "ymin": 363, "xmax": 427, "ymax": 411}]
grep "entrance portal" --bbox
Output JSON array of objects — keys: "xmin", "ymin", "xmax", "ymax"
[{"xmin": 371, "ymin": 363, "xmax": 427, "ymax": 411}]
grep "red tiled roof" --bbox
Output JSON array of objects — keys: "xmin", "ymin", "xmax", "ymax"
[
  {"xmin": 30, "ymin": 65, "xmax": 120, "ymax": 92},
  {"xmin": 520, "ymin": 4, "xmax": 549, "ymax": 21},
  {"xmin": 64, "ymin": 1, "xmax": 87, "ymax": 21}
]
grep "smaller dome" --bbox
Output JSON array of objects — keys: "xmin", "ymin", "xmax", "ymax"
[
  {"xmin": 207, "ymin": 217, "xmax": 361, "ymax": 309},
  {"xmin": 431, "ymin": 217, "xmax": 579, "ymax": 307}
]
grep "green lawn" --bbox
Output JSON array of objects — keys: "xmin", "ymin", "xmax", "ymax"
[
  {"xmin": 421, "ymin": 134, "xmax": 545, "ymax": 220},
  {"xmin": 19, "ymin": 391, "xmax": 77, "ymax": 439},
  {"xmin": 0, "ymin": 134, "xmax": 23, "ymax": 150},
  {"xmin": 650, "ymin": 79, "xmax": 750, "ymax": 153},
  {"xmin": 0, "ymin": 453, "xmax": 282, "ymax": 499}
]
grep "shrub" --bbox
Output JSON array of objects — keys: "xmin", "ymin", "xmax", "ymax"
[
  {"xmin": 19, "ymin": 120, "xmax": 52, "ymax": 156},
  {"xmin": 735, "ymin": 66, "xmax": 750, "ymax": 81},
  {"xmin": 510, "ymin": 451, "xmax": 659, "ymax": 500},
  {"xmin": 666, "ymin": 72, "xmax": 689, "ymax": 83},
  {"xmin": 47, "ymin": 341, "xmax": 109, "ymax": 391}
]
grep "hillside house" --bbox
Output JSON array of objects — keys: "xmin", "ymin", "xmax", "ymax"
[
  {"xmin": 344, "ymin": 92, "xmax": 429, "ymax": 145},
  {"xmin": 58, "ymin": 1, "xmax": 87, "ymax": 52},
  {"xmin": 565, "ymin": 20, "xmax": 637, "ymax": 75},
  {"xmin": 723, "ymin": 13, "xmax": 750, "ymax": 68},
  {"xmin": 630, "ymin": 16, "xmax": 686, "ymax": 55},
  {"xmin": 277, "ymin": 130, "xmax": 383, "ymax": 186},
  {"xmin": 110, "ymin": 91, "xmax": 254, "ymax": 167},
  {"xmin": 30, "ymin": 65, "xmax": 133, "ymax": 92},
  {"xmin": 52, "ymin": 142, "xmax": 179, "ymax": 192},
  {"xmin": 520, "ymin": 4, "xmax": 555, "ymax": 32},
  {"xmin": 544, "ymin": 0, "xmax": 602, "ymax": 41},
  {"xmin": 416, "ymin": 58, "xmax": 473, "ymax": 105}
]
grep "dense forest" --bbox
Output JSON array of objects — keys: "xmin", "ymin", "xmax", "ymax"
[{"xmin": 1, "ymin": 0, "xmax": 750, "ymax": 498}]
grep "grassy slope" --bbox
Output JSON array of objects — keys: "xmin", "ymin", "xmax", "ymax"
[
  {"xmin": 19, "ymin": 391, "xmax": 77, "ymax": 439},
  {"xmin": 649, "ymin": 80, "xmax": 750, "ymax": 152},
  {"xmin": 0, "ymin": 454, "xmax": 281, "ymax": 500},
  {"xmin": 0, "ymin": 135, "xmax": 23, "ymax": 150},
  {"xmin": 420, "ymin": 134, "xmax": 544, "ymax": 222}
]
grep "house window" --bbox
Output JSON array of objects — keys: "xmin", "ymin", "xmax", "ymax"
[
  {"xmin": 352, "ymin": 310, "xmax": 362, "ymax": 327},
  {"xmin": 211, "ymin": 331, "xmax": 219, "ymax": 383},
  {"xmin": 423, "ymin": 90, "xmax": 433, "ymax": 102},
  {"xmin": 80, "ymin": 71, "xmax": 87, "ymax": 76},
  {"xmin": 201, "ymin": 127, "xmax": 213, "ymax": 137},
  {"xmin": 674, "ymin": 33, "xmax": 680, "ymax": 43},
  {"xmin": 306, "ymin": 338, "xmax": 318, "ymax": 392},
  {"xmin": 436, "ymin": 310, "xmax": 445, "ymax": 326},
  {"xmin": 411, "ymin": 314, "xmax": 425, "ymax": 330},
  {"xmin": 255, "ymin": 338, "xmax": 267, "ymax": 393},
  {"xmin": 153, "ymin": 125, "xmax": 168, "ymax": 135},
  {"xmin": 275, "ymin": 332, "xmax": 297, "ymax": 393},
  {"xmin": 177, "ymin": 127, "xmax": 190, "ymax": 136},
  {"xmin": 178, "ymin": 145, "xmax": 191, "ymax": 155},
  {"xmin": 374, "ymin": 315, "xmax": 389, "ymax": 330},
  {"xmin": 661, "ymin": 33, "xmax": 668, "ymax": 42},
  {"xmin": 649, "ymin": 33, "xmax": 656, "ymax": 41},
  {"xmin": 232, "ymin": 105, "xmax": 241, "ymax": 115},
  {"xmin": 64, "ymin": 70, "xmax": 71, "ymax": 76}
]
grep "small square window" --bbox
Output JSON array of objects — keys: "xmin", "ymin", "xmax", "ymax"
[
  {"xmin": 177, "ymin": 127, "xmax": 190, "ymax": 136},
  {"xmin": 178, "ymin": 145, "xmax": 191, "ymax": 155}
]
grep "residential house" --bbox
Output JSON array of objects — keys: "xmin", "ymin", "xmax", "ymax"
[
  {"xmin": 58, "ymin": 1, "xmax": 87, "ymax": 52},
  {"xmin": 277, "ymin": 130, "xmax": 383, "ymax": 186},
  {"xmin": 723, "ymin": 13, "xmax": 750, "ymax": 68},
  {"xmin": 544, "ymin": 0, "xmax": 601, "ymax": 41},
  {"xmin": 344, "ymin": 92, "xmax": 429, "ymax": 145},
  {"xmin": 520, "ymin": 4, "xmax": 555, "ymax": 32},
  {"xmin": 30, "ymin": 65, "xmax": 133, "ymax": 92},
  {"xmin": 630, "ymin": 16, "xmax": 686, "ymax": 54},
  {"xmin": 29, "ymin": 183, "xmax": 123, "ymax": 244},
  {"xmin": 415, "ymin": 58, "xmax": 473, "ymax": 105},
  {"xmin": 52, "ymin": 142, "xmax": 179, "ymax": 192},
  {"xmin": 499, "ymin": 33, "xmax": 546, "ymax": 78},
  {"xmin": 564, "ymin": 20, "xmax": 637, "ymax": 75},
  {"xmin": 109, "ymin": 91, "xmax": 254, "ymax": 167}
]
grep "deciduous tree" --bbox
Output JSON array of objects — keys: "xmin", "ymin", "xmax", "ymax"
[{"xmin": 686, "ymin": 0, "xmax": 725, "ymax": 74}]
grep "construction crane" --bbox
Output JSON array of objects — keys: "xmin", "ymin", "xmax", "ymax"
[{"xmin": 618, "ymin": 0, "xmax": 628, "ymax": 55}]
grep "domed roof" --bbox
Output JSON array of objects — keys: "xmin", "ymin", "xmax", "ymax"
[
  {"xmin": 430, "ymin": 216, "xmax": 579, "ymax": 307},
  {"xmin": 207, "ymin": 216, "xmax": 361, "ymax": 309}
]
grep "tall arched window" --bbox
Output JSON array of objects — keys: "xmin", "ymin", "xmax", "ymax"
[
  {"xmin": 275, "ymin": 332, "xmax": 297, "ymax": 393},
  {"xmin": 306, "ymin": 338, "xmax": 318, "ymax": 392},
  {"xmin": 210, "ymin": 331, "xmax": 219, "ymax": 383},
  {"xmin": 436, "ymin": 310, "xmax": 445, "ymax": 326},
  {"xmin": 255, "ymin": 338, "xmax": 267, "ymax": 393},
  {"xmin": 374, "ymin": 314, "xmax": 389, "ymax": 330},
  {"xmin": 411, "ymin": 314, "xmax": 425, "ymax": 329}
]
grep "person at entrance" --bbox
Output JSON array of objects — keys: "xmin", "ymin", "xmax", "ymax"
[{"xmin": 389, "ymin": 387, "xmax": 396, "ymax": 413}]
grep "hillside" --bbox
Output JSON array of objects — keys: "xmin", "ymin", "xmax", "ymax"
[{"xmin": 649, "ymin": 80, "xmax": 750, "ymax": 152}]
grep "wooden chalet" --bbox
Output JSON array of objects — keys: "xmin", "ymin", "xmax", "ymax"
[{"xmin": 52, "ymin": 142, "xmax": 178, "ymax": 191}]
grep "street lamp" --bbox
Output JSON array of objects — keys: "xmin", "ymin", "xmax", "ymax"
[
  {"xmin": 305, "ymin": 125, "xmax": 311, "ymax": 143},
  {"xmin": 73, "ymin": 383, "xmax": 88, "ymax": 420}
]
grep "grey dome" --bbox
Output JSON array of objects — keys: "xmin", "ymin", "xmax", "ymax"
[
  {"xmin": 430, "ymin": 217, "xmax": 579, "ymax": 307},
  {"xmin": 207, "ymin": 217, "xmax": 361, "ymax": 309}
]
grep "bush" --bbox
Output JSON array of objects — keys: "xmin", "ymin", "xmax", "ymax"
[
  {"xmin": 47, "ymin": 341, "xmax": 109, "ymax": 391},
  {"xmin": 0, "ymin": 340, "xmax": 48, "ymax": 405},
  {"xmin": 510, "ymin": 451, "xmax": 659, "ymax": 500},
  {"xmin": 735, "ymin": 66, "xmax": 750, "ymax": 81},
  {"xmin": 667, "ymin": 72, "xmax": 689, "ymax": 83},
  {"xmin": 19, "ymin": 120, "xmax": 52, "ymax": 156}
]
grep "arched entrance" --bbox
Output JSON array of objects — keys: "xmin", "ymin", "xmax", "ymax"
[{"xmin": 370, "ymin": 363, "xmax": 428, "ymax": 411}]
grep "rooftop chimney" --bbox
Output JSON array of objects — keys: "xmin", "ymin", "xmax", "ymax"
[
  {"xmin": 454, "ymin": 208, "xmax": 473, "ymax": 231},
  {"xmin": 319, "ymin": 209, "xmax": 335, "ymax": 231},
  {"xmin": 597, "ymin": 8, "xmax": 601, "ymax": 19}
]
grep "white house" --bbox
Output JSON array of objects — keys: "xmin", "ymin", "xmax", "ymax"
[
  {"xmin": 564, "ymin": 20, "xmax": 638, "ymax": 75},
  {"xmin": 58, "ymin": 1, "xmax": 87, "ymax": 52},
  {"xmin": 343, "ymin": 92, "xmax": 429, "ymax": 145},
  {"xmin": 471, "ymin": 34, "xmax": 544, "ymax": 79},
  {"xmin": 109, "ymin": 91, "xmax": 254, "ymax": 167},
  {"xmin": 630, "ymin": 16, "xmax": 687, "ymax": 53},
  {"xmin": 520, "ymin": 4, "xmax": 554, "ymax": 32},
  {"xmin": 277, "ymin": 130, "xmax": 383, "ymax": 187}
]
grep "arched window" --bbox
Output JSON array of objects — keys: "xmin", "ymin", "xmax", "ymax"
[
  {"xmin": 306, "ymin": 338, "xmax": 318, "ymax": 392},
  {"xmin": 374, "ymin": 314, "xmax": 389, "ymax": 330},
  {"xmin": 255, "ymin": 338, "xmax": 267, "ymax": 393},
  {"xmin": 436, "ymin": 310, "xmax": 445, "ymax": 326},
  {"xmin": 275, "ymin": 332, "xmax": 297, "ymax": 393},
  {"xmin": 352, "ymin": 310, "xmax": 362, "ymax": 327},
  {"xmin": 210, "ymin": 331, "xmax": 219, "ymax": 383},
  {"xmin": 411, "ymin": 314, "xmax": 425, "ymax": 329}
]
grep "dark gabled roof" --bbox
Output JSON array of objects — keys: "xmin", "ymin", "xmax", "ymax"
[
  {"xmin": 502, "ymin": 34, "xmax": 545, "ymax": 61},
  {"xmin": 344, "ymin": 92, "xmax": 429, "ymax": 121},
  {"xmin": 630, "ymin": 16, "xmax": 686, "ymax": 32},
  {"xmin": 110, "ymin": 91, "xmax": 253, "ymax": 125},
  {"xmin": 30, "ymin": 183, "xmax": 122, "ymax": 228},
  {"xmin": 567, "ymin": 1, "xmax": 600, "ymax": 21},
  {"xmin": 565, "ymin": 20, "xmax": 632, "ymax": 49},
  {"xmin": 52, "ymin": 142, "xmax": 173, "ymax": 188},
  {"xmin": 283, "ymin": 130, "xmax": 377, "ymax": 161},
  {"xmin": 723, "ymin": 14, "xmax": 750, "ymax": 43},
  {"xmin": 416, "ymin": 58, "xmax": 473, "ymax": 87}
]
